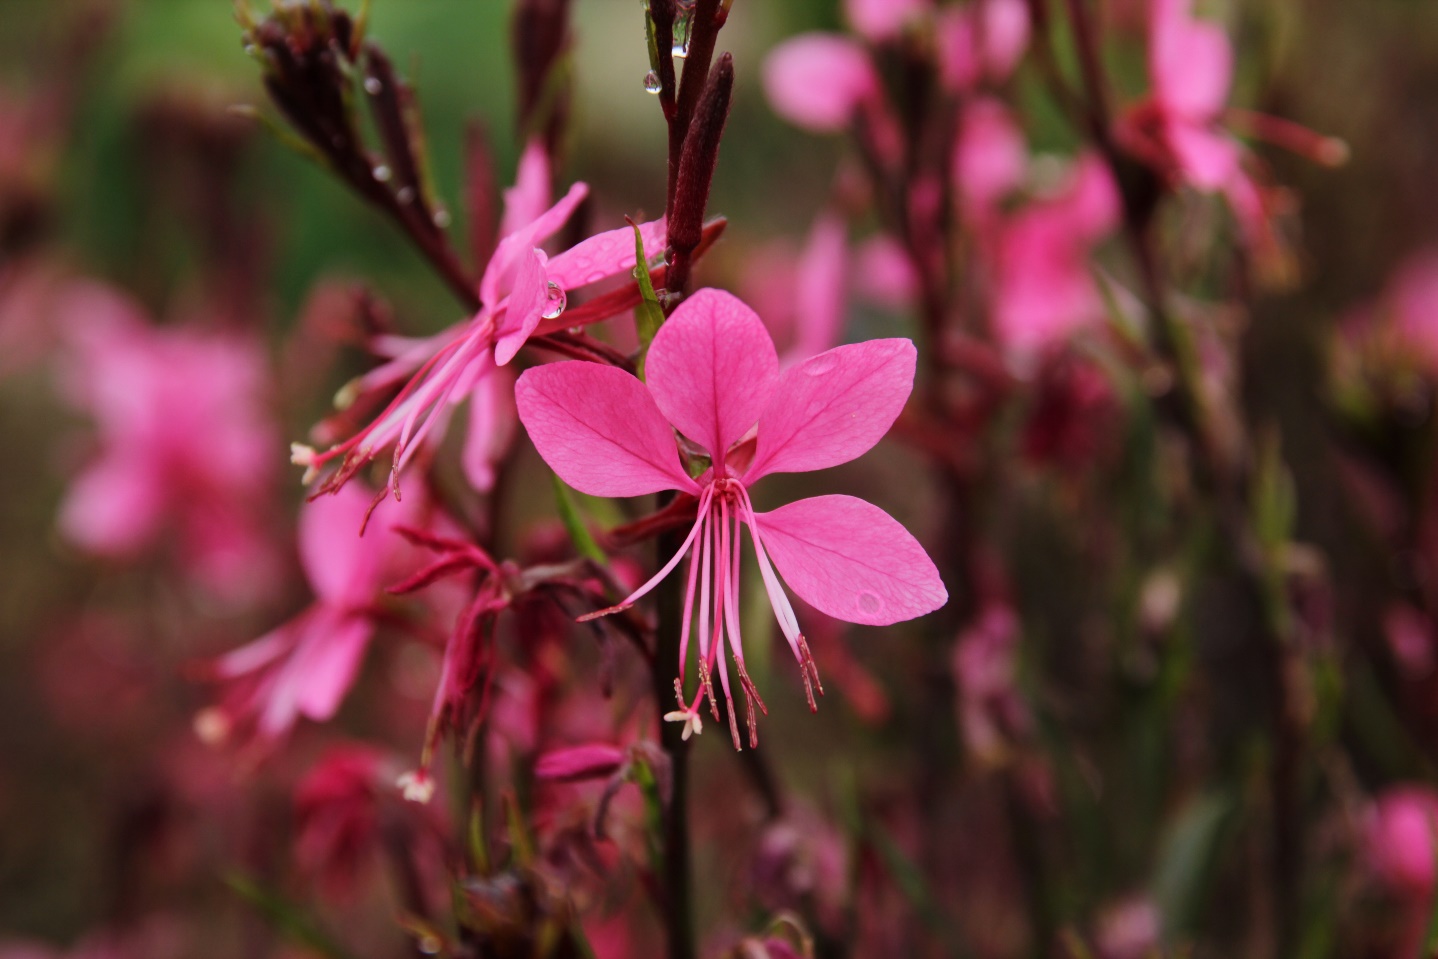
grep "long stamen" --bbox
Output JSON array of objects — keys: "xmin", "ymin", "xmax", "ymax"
[
  {"xmin": 677, "ymin": 505, "xmax": 706, "ymax": 687},
  {"xmin": 715, "ymin": 497, "xmax": 740, "ymax": 749},
  {"xmin": 578, "ymin": 487, "xmax": 714, "ymax": 622}
]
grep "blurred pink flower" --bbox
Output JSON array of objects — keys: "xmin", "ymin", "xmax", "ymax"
[
  {"xmin": 300, "ymin": 141, "xmax": 664, "ymax": 501},
  {"xmin": 535, "ymin": 743, "xmax": 627, "ymax": 783},
  {"xmin": 742, "ymin": 211, "xmax": 848, "ymax": 364},
  {"xmin": 937, "ymin": 0, "xmax": 1030, "ymax": 92},
  {"xmin": 762, "ymin": 34, "xmax": 879, "ymax": 134},
  {"xmin": 953, "ymin": 603, "xmax": 1030, "ymax": 763},
  {"xmin": 1367, "ymin": 787, "xmax": 1438, "ymax": 899},
  {"xmin": 853, "ymin": 234, "xmax": 919, "ymax": 311},
  {"xmin": 516, "ymin": 289, "xmax": 945, "ymax": 747},
  {"xmin": 990, "ymin": 153, "xmax": 1119, "ymax": 359},
  {"xmin": 1095, "ymin": 895, "xmax": 1163, "ymax": 959},
  {"xmin": 55, "ymin": 282, "xmax": 278, "ymax": 602},
  {"xmin": 1386, "ymin": 604, "xmax": 1437, "ymax": 680},
  {"xmin": 952, "ymin": 97, "xmax": 1027, "ymax": 224},
  {"xmin": 845, "ymin": 0, "xmax": 929, "ymax": 42},
  {"xmin": 293, "ymin": 744, "xmax": 389, "ymax": 898},
  {"xmin": 198, "ymin": 483, "xmax": 420, "ymax": 749}
]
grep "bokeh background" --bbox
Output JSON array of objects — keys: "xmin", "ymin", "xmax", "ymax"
[{"xmin": 7, "ymin": 1, "xmax": 1438, "ymax": 957}]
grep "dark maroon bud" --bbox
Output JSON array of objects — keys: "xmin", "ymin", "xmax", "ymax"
[{"xmin": 669, "ymin": 53, "xmax": 733, "ymax": 258}]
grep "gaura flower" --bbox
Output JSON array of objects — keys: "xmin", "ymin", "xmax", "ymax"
[
  {"xmin": 296, "ymin": 140, "xmax": 665, "ymax": 502},
  {"xmin": 762, "ymin": 34, "xmax": 879, "ymax": 134},
  {"xmin": 196, "ymin": 483, "xmax": 418, "ymax": 749},
  {"xmin": 515, "ymin": 289, "xmax": 946, "ymax": 748}
]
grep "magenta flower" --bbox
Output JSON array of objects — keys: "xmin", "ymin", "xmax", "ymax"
[
  {"xmin": 56, "ymin": 284, "xmax": 279, "ymax": 602},
  {"xmin": 198, "ymin": 483, "xmax": 417, "ymax": 748},
  {"xmin": 515, "ymin": 289, "xmax": 946, "ymax": 748},
  {"xmin": 297, "ymin": 141, "xmax": 665, "ymax": 501},
  {"xmin": 936, "ymin": 0, "xmax": 1030, "ymax": 92},
  {"xmin": 762, "ymin": 34, "xmax": 879, "ymax": 134}
]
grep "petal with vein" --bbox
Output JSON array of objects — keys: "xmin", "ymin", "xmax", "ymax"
[
  {"xmin": 754, "ymin": 494, "xmax": 946, "ymax": 626},
  {"xmin": 645, "ymin": 288, "xmax": 779, "ymax": 463},
  {"xmin": 516, "ymin": 362, "xmax": 699, "ymax": 497}
]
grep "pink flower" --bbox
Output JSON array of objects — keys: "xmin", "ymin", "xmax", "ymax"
[
  {"xmin": 845, "ymin": 0, "xmax": 929, "ymax": 43},
  {"xmin": 990, "ymin": 153, "xmax": 1119, "ymax": 358},
  {"xmin": 741, "ymin": 211, "xmax": 848, "ymax": 365},
  {"xmin": 293, "ymin": 745, "xmax": 389, "ymax": 899},
  {"xmin": 298, "ymin": 142, "xmax": 665, "ymax": 501},
  {"xmin": 762, "ymin": 34, "xmax": 879, "ymax": 134},
  {"xmin": 55, "ymin": 283, "xmax": 278, "ymax": 602},
  {"xmin": 1368, "ymin": 787, "xmax": 1438, "ymax": 899},
  {"xmin": 197, "ymin": 483, "xmax": 417, "ymax": 748},
  {"xmin": 853, "ymin": 235, "xmax": 919, "ymax": 312},
  {"xmin": 937, "ymin": 0, "xmax": 1030, "ymax": 92},
  {"xmin": 952, "ymin": 97, "xmax": 1027, "ymax": 224},
  {"xmin": 535, "ymin": 743, "xmax": 627, "ymax": 783},
  {"xmin": 516, "ymin": 289, "xmax": 946, "ymax": 748}
]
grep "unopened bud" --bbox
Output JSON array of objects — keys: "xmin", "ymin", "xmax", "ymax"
[{"xmin": 669, "ymin": 53, "xmax": 734, "ymax": 257}]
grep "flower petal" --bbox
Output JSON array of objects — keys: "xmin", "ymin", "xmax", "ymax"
[
  {"xmin": 299, "ymin": 483, "xmax": 388, "ymax": 607},
  {"xmin": 1151, "ymin": 0, "xmax": 1232, "ymax": 119},
  {"xmin": 762, "ymin": 34, "xmax": 877, "ymax": 134},
  {"xmin": 546, "ymin": 219, "xmax": 668, "ymax": 290},
  {"xmin": 499, "ymin": 139, "xmax": 552, "ymax": 239},
  {"xmin": 746, "ymin": 339, "xmax": 915, "ymax": 482},
  {"xmin": 516, "ymin": 361, "xmax": 699, "ymax": 497},
  {"xmin": 535, "ymin": 743, "xmax": 626, "ymax": 782},
  {"xmin": 461, "ymin": 356, "xmax": 517, "ymax": 494},
  {"xmin": 480, "ymin": 182, "xmax": 588, "ymax": 307},
  {"xmin": 753, "ymin": 494, "xmax": 946, "ymax": 626},
  {"xmin": 645, "ymin": 288, "xmax": 779, "ymax": 464},
  {"xmin": 1168, "ymin": 121, "xmax": 1241, "ymax": 191},
  {"xmin": 493, "ymin": 246, "xmax": 551, "ymax": 365}
]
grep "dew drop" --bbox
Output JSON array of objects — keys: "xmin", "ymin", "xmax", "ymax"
[
  {"xmin": 433, "ymin": 207, "xmax": 452, "ymax": 228},
  {"xmin": 542, "ymin": 281, "xmax": 568, "ymax": 319},
  {"xmin": 396, "ymin": 186, "xmax": 416, "ymax": 205},
  {"xmin": 372, "ymin": 164, "xmax": 392, "ymax": 183},
  {"xmin": 804, "ymin": 354, "xmax": 837, "ymax": 376},
  {"xmin": 858, "ymin": 592, "xmax": 882, "ymax": 615},
  {"xmin": 671, "ymin": 40, "xmax": 690, "ymax": 60},
  {"xmin": 363, "ymin": 76, "xmax": 382, "ymax": 95},
  {"xmin": 643, "ymin": 70, "xmax": 661, "ymax": 94}
]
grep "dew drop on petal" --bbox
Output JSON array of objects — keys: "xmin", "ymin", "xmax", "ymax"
[
  {"xmin": 643, "ymin": 70, "xmax": 662, "ymax": 94},
  {"xmin": 363, "ymin": 76, "xmax": 383, "ymax": 95},
  {"xmin": 542, "ymin": 281, "xmax": 568, "ymax": 319},
  {"xmin": 858, "ymin": 591, "xmax": 882, "ymax": 615},
  {"xmin": 804, "ymin": 354, "xmax": 837, "ymax": 376}
]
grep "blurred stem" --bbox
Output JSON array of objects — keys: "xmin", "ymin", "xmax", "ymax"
[
  {"xmin": 1056, "ymin": 1, "xmax": 1304, "ymax": 951},
  {"xmin": 653, "ymin": 512, "xmax": 696, "ymax": 959}
]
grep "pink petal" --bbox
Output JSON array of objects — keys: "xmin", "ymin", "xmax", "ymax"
[
  {"xmin": 499, "ymin": 139, "xmax": 552, "ymax": 239},
  {"xmin": 299, "ymin": 483, "xmax": 387, "ymax": 607},
  {"xmin": 754, "ymin": 495, "xmax": 946, "ymax": 626},
  {"xmin": 938, "ymin": 0, "xmax": 1030, "ymax": 91},
  {"xmin": 546, "ymin": 219, "xmax": 668, "ymax": 291},
  {"xmin": 480, "ymin": 182, "xmax": 588, "ymax": 308},
  {"xmin": 954, "ymin": 97, "xmax": 1027, "ymax": 220},
  {"xmin": 745, "ymin": 339, "xmax": 915, "ymax": 482},
  {"xmin": 1168, "ymin": 120, "xmax": 1241, "ymax": 191},
  {"xmin": 1151, "ymin": 0, "xmax": 1231, "ymax": 119},
  {"xmin": 460, "ymin": 357, "xmax": 517, "ymax": 494},
  {"xmin": 515, "ymin": 361, "xmax": 699, "ymax": 497},
  {"xmin": 258, "ymin": 608, "xmax": 373, "ymax": 736},
  {"xmin": 790, "ymin": 212, "xmax": 848, "ymax": 361},
  {"xmin": 58, "ymin": 454, "xmax": 164, "ymax": 556},
  {"xmin": 645, "ymin": 288, "xmax": 779, "ymax": 464},
  {"xmin": 854, "ymin": 235, "xmax": 919, "ymax": 310},
  {"xmin": 1057, "ymin": 152, "xmax": 1121, "ymax": 237},
  {"xmin": 844, "ymin": 0, "xmax": 928, "ymax": 42},
  {"xmin": 493, "ymin": 246, "xmax": 551, "ymax": 366},
  {"xmin": 762, "ymin": 34, "xmax": 877, "ymax": 134},
  {"xmin": 534, "ymin": 743, "xmax": 626, "ymax": 782}
]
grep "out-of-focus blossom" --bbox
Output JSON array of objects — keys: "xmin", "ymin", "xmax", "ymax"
[
  {"xmin": 55, "ymin": 282, "xmax": 278, "ymax": 602},
  {"xmin": 1094, "ymin": 895, "xmax": 1163, "ymax": 959},
  {"xmin": 298, "ymin": 140, "xmax": 665, "ymax": 501},
  {"xmin": 743, "ymin": 212, "xmax": 848, "ymax": 364},
  {"xmin": 762, "ymin": 35, "xmax": 879, "ymax": 134},
  {"xmin": 197, "ymin": 483, "xmax": 420, "ymax": 749},
  {"xmin": 937, "ymin": 0, "xmax": 1030, "ymax": 92},
  {"xmin": 953, "ymin": 97, "xmax": 1027, "ymax": 225},
  {"xmin": 1386, "ymin": 604, "xmax": 1436, "ymax": 680},
  {"xmin": 853, "ymin": 234, "xmax": 919, "ymax": 312},
  {"xmin": 990, "ymin": 154, "xmax": 1119, "ymax": 359},
  {"xmin": 845, "ymin": 0, "xmax": 929, "ymax": 43},
  {"xmin": 1020, "ymin": 353, "xmax": 1119, "ymax": 469},
  {"xmin": 294, "ymin": 744, "xmax": 390, "ymax": 898},
  {"xmin": 517, "ymin": 289, "xmax": 945, "ymax": 747},
  {"xmin": 1367, "ymin": 787, "xmax": 1438, "ymax": 899},
  {"xmin": 953, "ymin": 604, "xmax": 1030, "ymax": 764},
  {"xmin": 751, "ymin": 809, "xmax": 849, "ymax": 935}
]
